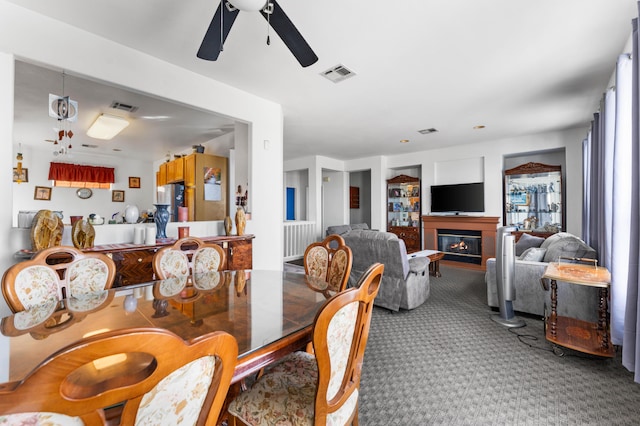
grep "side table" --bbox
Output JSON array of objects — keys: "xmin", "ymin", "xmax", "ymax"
[
  {"xmin": 542, "ymin": 261, "xmax": 613, "ymax": 357},
  {"xmin": 408, "ymin": 249, "xmax": 445, "ymax": 277}
]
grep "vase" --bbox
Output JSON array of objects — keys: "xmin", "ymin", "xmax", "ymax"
[
  {"xmin": 235, "ymin": 208, "xmax": 246, "ymax": 236},
  {"xmin": 154, "ymin": 203, "xmax": 171, "ymax": 239},
  {"xmin": 124, "ymin": 205, "xmax": 139, "ymax": 224},
  {"xmin": 224, "ymin": 216, "xmax": 233, "ymax": 236}
]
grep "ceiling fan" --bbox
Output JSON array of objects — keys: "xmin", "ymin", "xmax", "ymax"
[{"xmin": 197, "ymin": 0, "xmax": 318, "ymax": 67}]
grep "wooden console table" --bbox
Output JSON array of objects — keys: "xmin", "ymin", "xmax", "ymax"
[
  {"xmin": 542, "ymin": 261, "xmax": 613, "ymax": 357},
  {"xmin": 422, "ymin": 216, "xmax": 499, "ymax": 271},
  {"xmin": 86, "ymin": 235, "xmax": 254, "ymax": 288}
]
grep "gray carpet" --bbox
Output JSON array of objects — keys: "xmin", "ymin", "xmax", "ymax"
[{"xmin": 358, "ymin": 266, "xmax": 640, "ymax": 425}]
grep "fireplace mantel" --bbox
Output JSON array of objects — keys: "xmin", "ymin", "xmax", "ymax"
[{"xmin": 422, "ymin": 216, "xmax": 499, "ymax": 271}]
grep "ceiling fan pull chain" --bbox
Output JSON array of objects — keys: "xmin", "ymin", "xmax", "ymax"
[{"xmin": 264, "ymin": 2, "xmax": 274, "ymax": 46}]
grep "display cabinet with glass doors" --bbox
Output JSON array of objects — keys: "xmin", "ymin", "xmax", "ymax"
[
  {"xmin": 387, "ymin": 174, "xmax": 421, "ymax": 253},
  {"xmin": 503, "ymin": 162, "xmax": 564, "ymax": 235}
]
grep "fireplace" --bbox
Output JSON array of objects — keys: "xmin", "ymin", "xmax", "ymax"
[
  {"xmin": 437, "ymin": 229, "xmax": 482, "ymax": 265},
  {"xmin": 422, "ymin": 216, "xmax": 499, "ymax": 271}
]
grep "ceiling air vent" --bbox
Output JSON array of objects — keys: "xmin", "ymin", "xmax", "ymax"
[
  {"xmin": 320, "ymin": 64, "xmax": 356, "ymax": 83},
  {"xmin": 110, "ymin": 101, "xmax": 138, "ymax": 113},
  {"xmin": 418, "ymin": 128, "xmax": 438, "ymax": 135}
]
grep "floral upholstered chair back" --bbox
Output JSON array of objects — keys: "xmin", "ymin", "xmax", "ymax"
[
  {"xmin": 304, "ymin": 234, "xmax": 353, "ymax": 292},
  {"xmin": 153, "ymin": 237, "xmax": 226, "ymax": 280},
  {"xmin": 0, "ymin": 329, "xmax": 238, "ymax": 426},
  {"xmin": 1, "ymin": 246, "xmax": 116, "ymax": 312},
  {"xmin": 312, "ymin": 262, "xmax": 383, "ymax": 423}
]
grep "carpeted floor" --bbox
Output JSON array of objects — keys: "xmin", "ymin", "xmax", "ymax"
[{"xmin": 357, "ymin": 265, "xmax": 640, "ymax": 425}]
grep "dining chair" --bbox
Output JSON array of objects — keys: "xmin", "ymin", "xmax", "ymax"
[
  {"xmin": 227, "ymin": 262, "xmax": 384, "ymax": 426},
  {"xmin": 304, "ymin": 234, "xmax": 353, "ymax": 292},
  {"xmin": 0, "ymin": 328, "xmax": 238, "ymax": 426},
  {"xmin": 1, "ymin": 246, "xmax": 116, "ymax": 313},
  {"xmin": 153, "ymin": 236, "xmax": 227, "ymax": 280}
]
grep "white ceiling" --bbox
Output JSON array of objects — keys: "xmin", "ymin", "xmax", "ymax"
[{"xmin": 9, "ymin": 0, "xmax": 638, "ymax": 162}]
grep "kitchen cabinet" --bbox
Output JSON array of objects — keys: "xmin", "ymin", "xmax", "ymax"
[
  {"xmin": 387, "ymin": 174, "xmax": 421, "ymax": 253},
  {"xmin": 157, "ymin": 153, "xmax": 228, "ymax": 221},
  {"xmin": 504, "ymin": 162, "xmax": 564, "ymax": 234},
  {"xmin": 166, "ymin": 157, "xmax": 185, "ymax": 183},
  {"xmin": 157, "ymin": 162, "xmax": 167, "ymax": 186}
]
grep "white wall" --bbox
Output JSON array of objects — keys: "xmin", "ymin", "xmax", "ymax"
[
  {"xmin": 0, "ymin": 2, "xmax": 284, "ymax": 317},
  {"xmin": 321, "ymin": 170, "xmax": 348, "ymax": 232},
  {"xmin": 287, "ymin": 127, "xmax": 587, "ymax": 242},
  {"xmin": 349, "ymin": 170, "xmax": 371, "ymax": 227},
  {"xmin": 11, "ymin": 147, "xmax": 156, "ymax": 227}
]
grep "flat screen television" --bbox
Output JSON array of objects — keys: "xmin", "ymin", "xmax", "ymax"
[{"xmin": 430, "ymin": 182, "xmax": 485, "ymax": 213}]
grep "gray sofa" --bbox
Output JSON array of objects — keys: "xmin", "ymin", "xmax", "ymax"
[
  {"xmin": 342, "ymin": 229, "xmax": 430, "ymax": 311},
  {"xmin": 486, "ymin": 232, "xmax": 599, "ymax": 321},
  {"xmin": 326, "ymin": 223, "xmax": 370, "ymax": 236}
]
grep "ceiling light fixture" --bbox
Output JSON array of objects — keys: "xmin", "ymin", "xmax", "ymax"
[{"xmin": 87, "ymin": 114, "xmax": 130, "ymax": 140}]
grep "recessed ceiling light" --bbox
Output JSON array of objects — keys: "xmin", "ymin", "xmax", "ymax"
[
  {"xmin": 473, "ymin": 125, "xmax": 486, "ymax": 129},
  {"xmin": 400, "ymin": 139, "xmax": 410, "ymax": 143}
]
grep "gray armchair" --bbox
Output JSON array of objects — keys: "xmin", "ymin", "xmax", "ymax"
[{"xmin": 342, "ymin": 230, "xmax": 430, "ymax": 311}]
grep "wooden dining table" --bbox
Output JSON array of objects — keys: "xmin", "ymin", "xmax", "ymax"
[{"xmin": 0, "ymin": 269, "xmax": 333, "ymax": 387}]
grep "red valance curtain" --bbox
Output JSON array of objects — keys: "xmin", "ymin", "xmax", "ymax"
[{"xmin": 48, "ymin": 162, "xmax": 115, "ymax": 183}]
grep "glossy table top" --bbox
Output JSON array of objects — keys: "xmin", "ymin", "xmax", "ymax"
[{"xmin": 0, "ymin": 270, "xmax": 331, "ymax": 385}]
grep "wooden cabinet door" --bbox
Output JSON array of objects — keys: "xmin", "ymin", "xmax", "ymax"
[
  {"xmin": 158, "ymin": 163, "xmax": 168, "ymax": 186},
  {"xmin": 389, "ymin": 226, "xmax": 420, "ymax": 253},
  {"xmin": 184, "ymin": 154, "xmax": 196, "ymax": 220},
  {"xmin": 228, "ymin": 239, "xmax": 253, "ymax": 270},
  {"xmin": 166, "ymin": 157, "xmax": 185, "ymax": 183},
  {"xmin": 109, "ymin": 249, "xmax": 156, "ymax": 287}
]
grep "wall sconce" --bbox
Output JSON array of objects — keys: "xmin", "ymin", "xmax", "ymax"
[{"xmin": 87, "ymin": 114, "xmax": 130, "ymax": 140}]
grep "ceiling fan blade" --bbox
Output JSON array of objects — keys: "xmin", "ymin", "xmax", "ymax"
[
  {"xmin": 260, "ymin": 1, "xmax": 318, "ymax": 67},
  {"xmin": 197, "ymin": 2, "xmax": 240, "ymax": 61}
]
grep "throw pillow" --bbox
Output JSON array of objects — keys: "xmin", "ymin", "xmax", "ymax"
[
  {"xmin": 515, "ymin": 233, "xmax": 545, "ymax": 256},
  {"xmin": 519, "ymin": 247, "xmax": 547, "ymax": 262}
]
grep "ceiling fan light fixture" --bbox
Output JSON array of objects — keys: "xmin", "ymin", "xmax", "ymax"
[
  {"xmin": 227, "ymin": 0, "xmax": 268, "ymax": 11},
  {"xmin": 87, "ymin": 114, "xmax": 130, "ymax": 140}
]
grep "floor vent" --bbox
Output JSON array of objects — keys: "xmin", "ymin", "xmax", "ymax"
[
  {"xmin": 110, "ymin": 101, "xmax": 138, "ymax": 113},
  {"xmin": 320, "ymin": 64, "xmax": 356, "ymax": 83}
]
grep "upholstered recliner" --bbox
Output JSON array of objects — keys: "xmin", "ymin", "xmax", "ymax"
[{"xmin": 342, "ymin": 230, "xmax": 429, "ymax": 311}]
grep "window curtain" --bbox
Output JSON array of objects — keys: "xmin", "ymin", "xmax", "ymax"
[
  {"xmin": 623, "ymin": 15, "xmax": 640, "ymax": 383},
  {"xmin": 48, "ymin": 162, "xmax": 115, "ymax": 183},
  {"xmin": 582, "ymin": 21, "xmax": 638, "ymax": 382}
]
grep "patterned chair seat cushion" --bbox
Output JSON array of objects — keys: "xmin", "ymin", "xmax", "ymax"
[{"xmin": 228, "ymin": 351, "xmax": 358, "ymax": 426}]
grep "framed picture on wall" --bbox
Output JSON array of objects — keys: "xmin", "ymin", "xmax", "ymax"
[
  {"xmin": 34, "ymin": 186, "xmax": 51, "ymax": 201},
  {"xmin": 112, "ymin": 190, "xmax": 125, "ymax": 202},
  {"xmin": 129, "ymin": 176, "xmax": 140, "ymax": 188},
  {"xmin": 13, "ymin": 168, "xmax": 28, "ymax": 183}
]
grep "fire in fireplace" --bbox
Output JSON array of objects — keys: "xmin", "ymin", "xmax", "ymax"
[{"xmin": 437, "ymin": 229, "xmax": 482, "ymax": 265}]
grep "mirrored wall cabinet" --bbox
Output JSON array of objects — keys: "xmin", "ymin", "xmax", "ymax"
[{"xmin": 503, "ymin": 162, "xmax": 564, "ymax": 235}]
